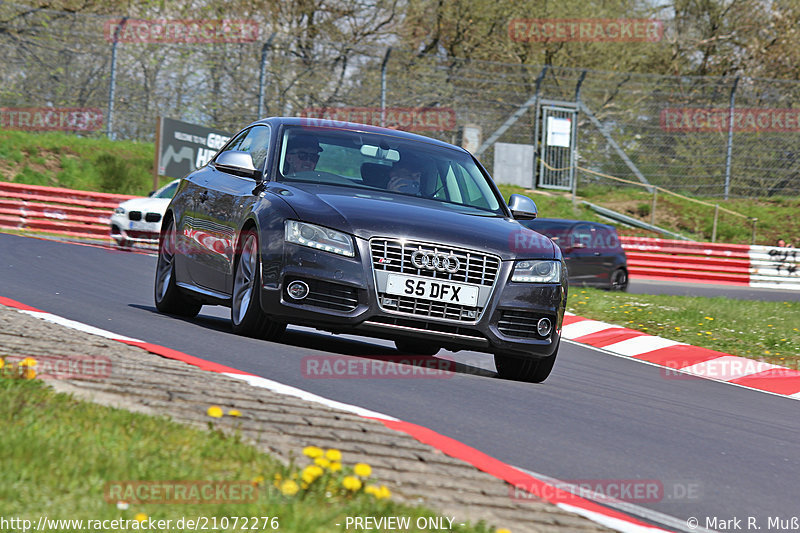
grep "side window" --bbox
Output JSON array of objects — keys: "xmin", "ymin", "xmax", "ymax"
[
  {"xmin": 570, "ymin": 224, "xmax": 594, "ymax": 249},
  {"xmin": 237, "ymin": 125, "xmax": 271, "ymax": 170},
  {"xmin": 596, "ymin": 227, "xmax": 619, "ymax": 250}
]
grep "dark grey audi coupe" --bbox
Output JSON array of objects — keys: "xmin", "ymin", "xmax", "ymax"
[{"xmin": 154, "ymin": 117, "xmax": 567, "ymax": 382}]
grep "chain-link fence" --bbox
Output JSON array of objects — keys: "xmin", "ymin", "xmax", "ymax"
[{"xmin": 2, "ymin": 2, "xmax": 799, "ymax": 198}]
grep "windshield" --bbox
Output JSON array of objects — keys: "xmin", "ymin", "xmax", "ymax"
[
  {"xmin": 277, "ymin": 126, "xmax": 503, "ymax": 215},
  {"xmin": 154, "ymin": 181, "xmax": 179, "ymax": 199}
]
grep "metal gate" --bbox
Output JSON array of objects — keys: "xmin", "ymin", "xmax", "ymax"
[{"xmin": 534, "ymin": 100, "xmax": 577, "ymax": 191}]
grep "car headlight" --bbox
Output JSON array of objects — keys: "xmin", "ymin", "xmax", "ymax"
[
  {"xmin": 285, "ymin": 221, "xmax": 355, "ymax": 257},
  {"xmin": 114, "ymin": 207, "xmax": 126, "ymax": 215},
  {"xmin": 511, "ymin": 260, "xmax": 561, "ymax": 283}
]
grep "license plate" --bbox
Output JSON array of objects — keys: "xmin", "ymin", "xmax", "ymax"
[{"xmin": 385, "ymin": 274, "xmax": 479, "ymax": 306}]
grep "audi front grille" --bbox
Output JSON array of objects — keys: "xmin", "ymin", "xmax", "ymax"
[
  {"xmin": 370, "ymin": 238, "xmax": 501, "ymax": 323},
  {"xmin": 370, "ymin": 239, "xmax": 500, "ymax": 285}
]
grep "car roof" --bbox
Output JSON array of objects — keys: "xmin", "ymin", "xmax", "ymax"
[{"xmin": 250, "ymin": 116, "xmax": 467, "ymax": 153}]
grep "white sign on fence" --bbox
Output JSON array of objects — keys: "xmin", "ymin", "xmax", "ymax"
[{"xmin": 546, "ymin": 116, "xmax": 571, "ymax": 147}]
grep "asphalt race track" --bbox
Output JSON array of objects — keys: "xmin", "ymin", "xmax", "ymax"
[
  {"xmin": 3, "ymin": 232, "xmax": 799, "ymax": 531},
  {"xmin": 629, "ymin": 278, "xmax": 800, "ymax": 302}
]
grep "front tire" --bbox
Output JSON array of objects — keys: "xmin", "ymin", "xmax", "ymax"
[
  {"xmin": 610, "ymin": 268, "xmax": 629, "ymax": 291},
  {"xmin": 494, "ymin": 341, "xmax": 559, "ymax": 383},
  {"xmin": 154, "ymin": 218, "xmax": 202, "ymax": 317},
  {"xmin": 231, "ymin": 229, "xmax": 285, "ymax": 340}
]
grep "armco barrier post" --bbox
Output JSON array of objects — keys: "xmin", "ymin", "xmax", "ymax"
[
  {"xmin": 711, "ymin": 204, "xmax": 719, "ymax": 243},
  {"xmin": 650, "ymin": 189, "xmax": 657, "ymax": 226}
]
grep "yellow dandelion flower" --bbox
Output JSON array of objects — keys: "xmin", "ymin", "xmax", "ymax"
[
  {"xmin": 252, "ymin": 475, "xmax": 265, "ymax": 486},
  {"xmin": 376, "ymin": 485, "xmax": 391, "ymax": 500},
  {"xmin": 325, "ymin": 449, "xmax": 342, "ymax": 461},
  {"xmin": 0, "ymin": 359, "xmax": 5, "ymax": 369},
  {"xmin": 206, "ymin": 406, "xmax": 223, "ymax": 418},
  {"xmin": 18, "ymin": 357, "xmax": 37, "ymax": 367},
  {"xmin": 303, "ymin": 446, "xmax": 324, "ymax": 458},
  {"xmin": 22, "ymin": 368, "xmax": 36, "ymax": 379},
  {"xmin": 704, "ymin": 317, "xmax": 714, "ymax": 321},
  {"xmin": 764, "ymin": 350, "xmax": 771, "ymax": 354},
  {"xmin": 675, "ymin": 327, "xmax": 681, "ymax": 331},
  {"xmin": 314, "ymin": 456, "xmax": 331, "ymax": 469},
  {"xmin": 497, "ymin": 529, "xmax": 512, "ymax": 533},
  {"xmin": 706, "ymin": 331, "xmax": 712, "ymax": 335},
  {"xmin": 134, "ymin": 513, "xmax": 148, "ymax": 523},
  {"xmin": 354, "ymin": 463, "xmax": 372, "ymax": 478},
  {"xmin": 280, "ymin": 480, "xmax": 299, "ymax": 496},
  {"xmin": 342, "ymin": 476, "xmax": 362, "ymax": 492},
  {"xmin": 227, "ymin": 409, "xmax": 242, "ymax": 417},
  {"xmin": 329, "ymin": 461, "xmax": 342, "ymax": 472},
  {"xmin": 301, "ymin": 465, "xmax": 324, "ymax": 484}
]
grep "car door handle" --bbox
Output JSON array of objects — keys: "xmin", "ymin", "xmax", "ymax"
[{"xmin": 593, "ymin": 252, "xmax": 601, "ymax": 256}]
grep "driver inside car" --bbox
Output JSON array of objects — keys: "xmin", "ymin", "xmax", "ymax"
[
  {"xmin": 386, "ymin": 156, "xmax": 425, "ymax": 195},
  {"xmin": 283, "ymin": 134, "xmax": 322, "ymax": 175}
]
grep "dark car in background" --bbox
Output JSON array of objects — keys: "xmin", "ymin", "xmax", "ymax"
[
  {"xmin": 154, "ymin": 117, "xmax": 568, "ymax": 382},
  {"xmin": 519, "ymin": 218, "xmax": 628, "ymax": 291}
]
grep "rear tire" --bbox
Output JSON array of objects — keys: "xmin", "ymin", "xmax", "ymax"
[
  {"xmin": 394, "ymin": 340, "xmax": 440, "ymax": 356},
  {"xmin": 610, "ymin": 268, "xmax": 628, "ymax": 291},
  {"xmin": 494, "ymin": 341, "xmax": 559, "ymax": 383},
  {"xmin": 154, "ymin": 218, "xmax": 202, "ymax": 317},
  {"xmin": 231, "ymin": 229, "xmax": 285, "ymax": 341}
]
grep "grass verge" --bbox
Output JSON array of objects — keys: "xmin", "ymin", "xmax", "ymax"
[
  {"xmin": 566, "ymin": 288, "xmax": 800, "ymax": 368},
  {"xmin": 0, "ymin": 374, "xmax": 494, "ymax": 533}
]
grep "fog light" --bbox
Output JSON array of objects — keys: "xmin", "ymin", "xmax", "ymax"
[
  {"xmin": 537, "ymin": 318, "xmax": 552, "ymax": 337},
  {"xmin": 287, "ymin": 281, "xmax": 309, "ymax": 300}
]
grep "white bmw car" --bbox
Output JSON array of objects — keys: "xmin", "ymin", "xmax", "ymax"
[{"xmin": 110, "ymin": 179, "xmax": 180, "ymax": 247}]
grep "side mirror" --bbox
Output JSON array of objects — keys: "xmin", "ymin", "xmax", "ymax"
[
  {"xmin": 214, "ymin": 151, "xmax": 263, "ymax": 181},
  {"xmin": 508, "ymin": 194, "xmax": 538, "ymax": 220},
  {"xmin": 147, "ymin": 190, "xmax": 155, "ymax": 197}
]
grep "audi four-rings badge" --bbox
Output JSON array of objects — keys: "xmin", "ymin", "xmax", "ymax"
[{"xmin": 410, "ymin": 250, "xmax": 461, "ymax": 273}]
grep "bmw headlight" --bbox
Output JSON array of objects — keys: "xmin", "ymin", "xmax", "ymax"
[
  {"xmin": 285, "ymin": 221, "xmax": 355, "ymax": 257},
  {"xmin": 511, "ymin": 260, "xmax": 561, "ymax": 283},
  {"xmin": 114, "ymin": 207, "xmax": 126, "ymax": 215}
]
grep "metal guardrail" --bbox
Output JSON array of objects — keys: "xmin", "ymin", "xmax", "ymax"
[
  {"xmin": 0, "ymin": 181, "xmax": 133, "ymax": 241},
  {"xmin": 1, "ymin": 182, "xmax": 798, "ymax": 290},
  {"xmin": 621, "ymin": 236, "xmax": 800, "ymax": 290}
]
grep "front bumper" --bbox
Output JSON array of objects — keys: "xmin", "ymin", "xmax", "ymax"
[
  {"xmin": 110, "ymin": 214, "xmax": 161, "ymax": 244},
  {"xmin": 258, "ymin": 238, "xmax": 566, "ymax": 359}
]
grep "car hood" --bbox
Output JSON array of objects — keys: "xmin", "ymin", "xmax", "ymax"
[
  {"xmin": 272, "ymin": 183, "xmax": 557, "ymax": 260},
  {"xmin": 117, "ymin": 197, "xmax": 172, "ymax": 213}
]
